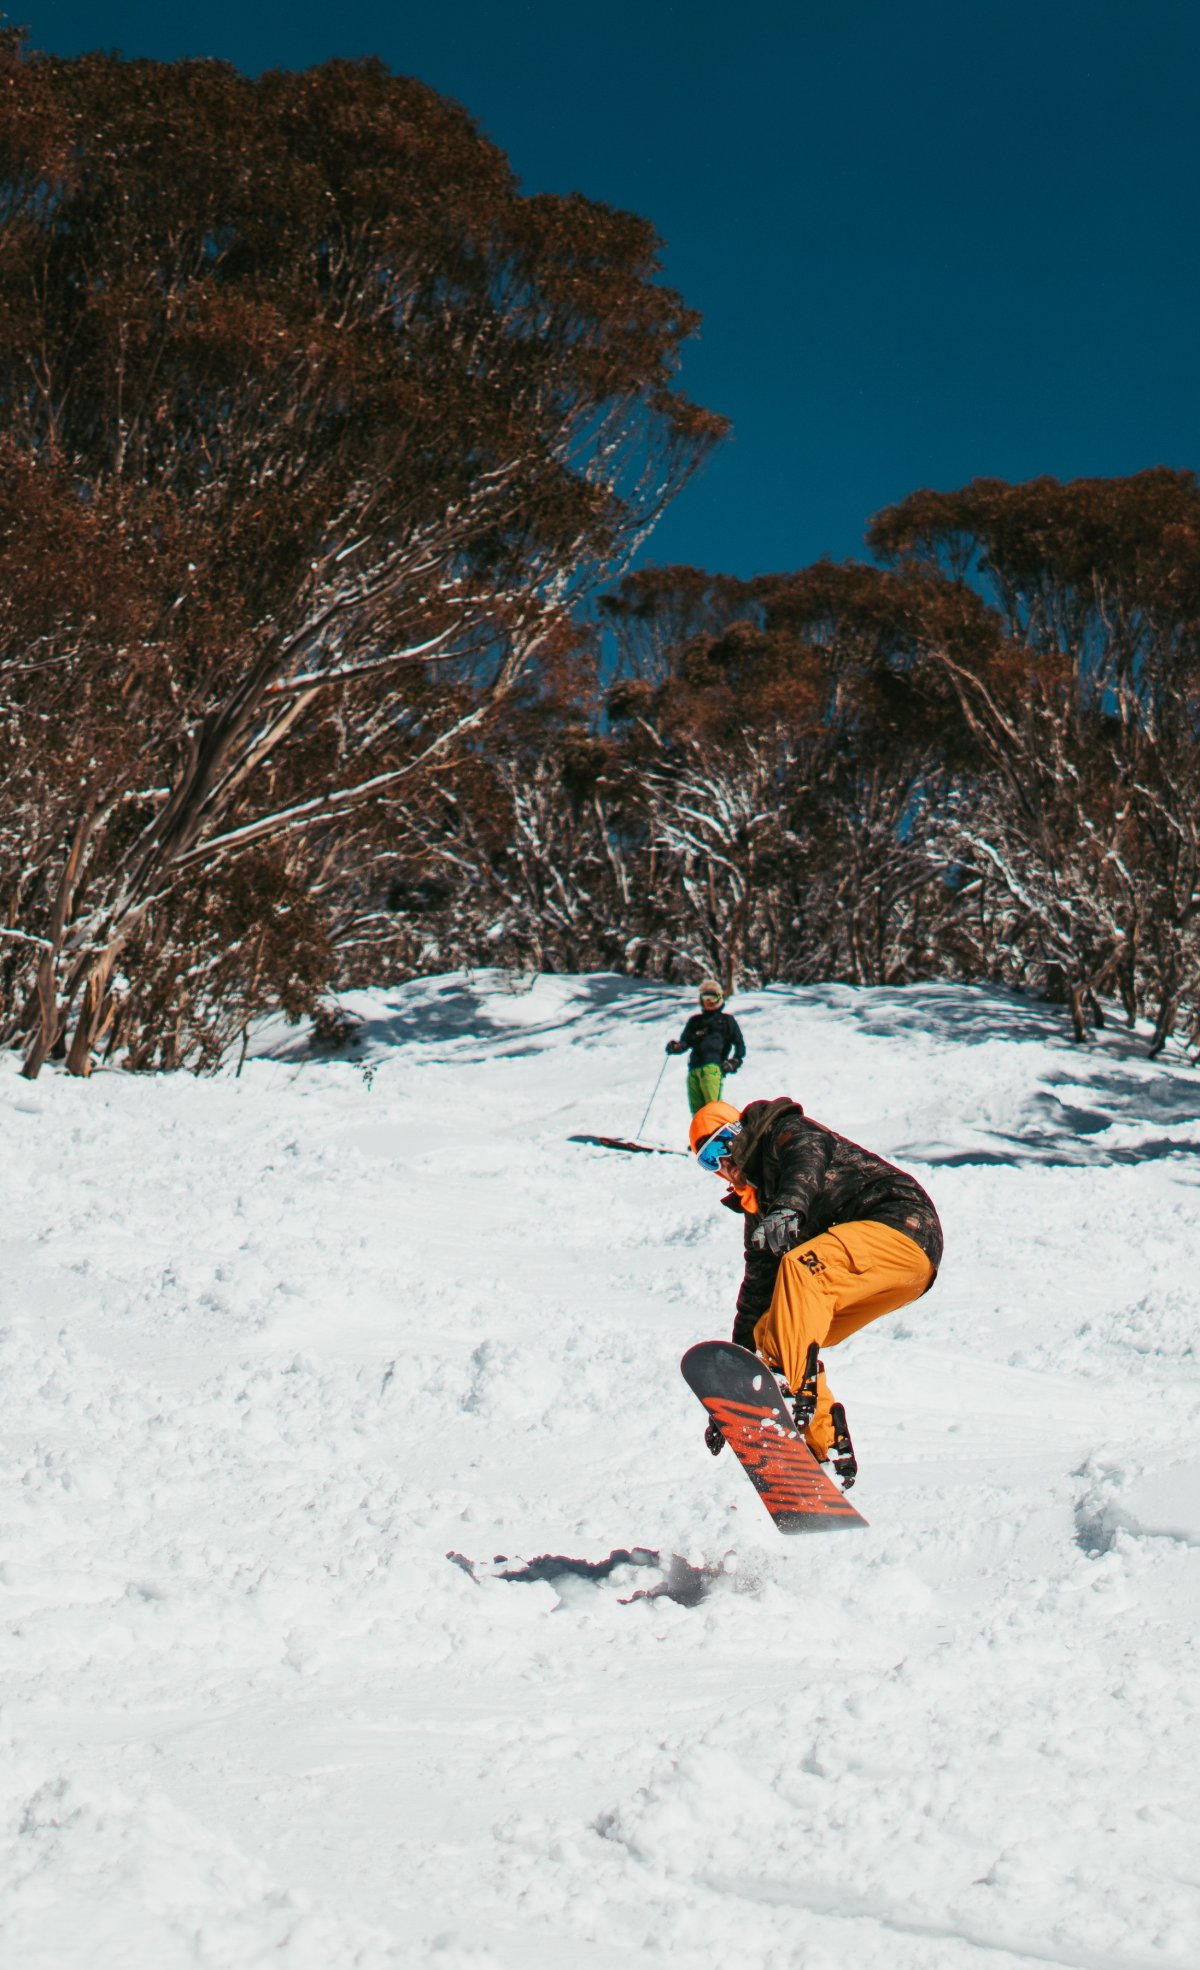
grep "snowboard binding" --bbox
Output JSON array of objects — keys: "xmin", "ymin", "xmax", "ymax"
[
  {"xmin": 830, "ymin": 1401, "xmax": 858, "ymax": 1489},
  {"xmin": 790, "ymin": 1342, "xmax": 821, "ymax": 1433},
  {"xmin": 789, "ymin": 1349, "xmax": 858, "ymax": 1490}
]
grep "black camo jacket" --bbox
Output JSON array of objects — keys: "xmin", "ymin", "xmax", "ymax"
[{"xmin": 725, "ymin": 1098, "xmax": 942, "ymax": 1348}]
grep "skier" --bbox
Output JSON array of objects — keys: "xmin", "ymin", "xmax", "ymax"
[
  {"xmin": 688, "ymin": 1096, "xmax": 942, "ymax": 1466},
  {"xmin": 665, "ymin": 980, "xmax": 746, "ymax": 1115}
]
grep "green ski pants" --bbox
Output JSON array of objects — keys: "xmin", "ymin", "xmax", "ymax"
[{"xmin": 687, "ymin": 1064, "xmax": 724, "ymax": 1113}]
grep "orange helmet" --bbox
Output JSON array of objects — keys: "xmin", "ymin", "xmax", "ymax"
[{"xmin": 688, "ymin": 1099, "xmax": 741, "ymax": 1156}]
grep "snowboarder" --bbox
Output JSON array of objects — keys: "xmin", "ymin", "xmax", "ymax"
[
  {"xmin": 665, "ymin": 980, "xmax": 746, "ymax": 1114},
  {"xmin": 688, "ymin": 1096, "xmax": 942, "ymax": 1466}
]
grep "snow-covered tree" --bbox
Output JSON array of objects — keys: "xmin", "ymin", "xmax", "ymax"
[{"xmin": 0, "ymin": 34, "xmax": 722, "ymax": 1073}]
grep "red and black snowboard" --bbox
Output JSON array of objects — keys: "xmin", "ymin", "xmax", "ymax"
[{"xmin": 681, "ymin": 1340, "xmax": 867, "ymax": 1533}]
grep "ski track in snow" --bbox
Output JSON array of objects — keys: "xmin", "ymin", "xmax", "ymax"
[{"xmin": 3, "ymin": 972, "xmax": 1199, "ymax": 1969}]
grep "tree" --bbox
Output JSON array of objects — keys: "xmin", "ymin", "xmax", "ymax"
[
  {"xmin": 368, "ymin": 472, "xmax": 1200, "ymax": 1055},
  {"xmin": 0, "ymin": 34, "xmax": 724, "ymax": 1073},
  {"xmin": 871, "ymin": 470, "xmax": 1200, "ymax": 1046},
  {"xmin": 600, "ymin": 559, "xmax": 982, "ymax": 991}
]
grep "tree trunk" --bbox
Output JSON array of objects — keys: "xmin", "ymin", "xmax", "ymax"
[
  {"xmin": 20, "ymin": 802, "xmax": 96, "ymax": 1078},
  {"xmin": 65, "ymin": 947, "xmax": 118, "ymax": 1077},
  {"xmin": 21, "ymin": 950, "xmax": 64, "ymax": 1079},
  {"xmin": 1148, "ymin": 991, "xmax": 1179, "ymax": 1059}
]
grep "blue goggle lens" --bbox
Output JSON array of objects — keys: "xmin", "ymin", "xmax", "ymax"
[{"xmin": 696, "ymin": 1123, "xmax": 739, "ymax": 1172}]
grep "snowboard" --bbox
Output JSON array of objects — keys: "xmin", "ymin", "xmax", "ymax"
[
  {"xmin": 681, "ymin": 1340, "xmax": 868, "ymax": 1533},
  {"xmin": 569, "ymin": 1134, "xmax": 688, "ymax": 1157}
]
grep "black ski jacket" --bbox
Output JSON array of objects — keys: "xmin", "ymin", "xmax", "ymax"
[
  {"xmin": 674, "ymin": 1008, "xmax": 746, "ymax": 1071},
  {"xmin": 724, "ymin": 1098, "xmax": 942, "ymax": 1347}
]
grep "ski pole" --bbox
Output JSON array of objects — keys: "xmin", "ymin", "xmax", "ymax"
[{"xmin": 636, "ymin": 1054, "xmax": 670, "ymax": 1139}]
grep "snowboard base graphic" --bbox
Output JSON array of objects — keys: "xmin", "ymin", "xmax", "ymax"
[{"xmin": 681, "ymin": 1340, "xmax": 868, "ymax": 1533}]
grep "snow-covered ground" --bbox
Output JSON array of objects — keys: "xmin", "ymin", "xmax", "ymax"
[{"xmin": 4, "ymin": 972, "xmax": 1200, "ymax": 1970}]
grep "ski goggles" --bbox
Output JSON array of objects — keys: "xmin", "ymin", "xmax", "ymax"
[{"xmin": 695, "ymin": 1122, "xmax": 741, "ymax": 1172}]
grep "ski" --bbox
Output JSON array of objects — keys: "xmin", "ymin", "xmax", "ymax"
[{"xmin": 568, "ymin": 1134, "xmax": 688, "ymax": 1157}]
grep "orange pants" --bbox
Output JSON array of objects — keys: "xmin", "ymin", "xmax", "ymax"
[{"xmin": 752, "ymin": 1220, "xmax": 934, "ymax": 1458}]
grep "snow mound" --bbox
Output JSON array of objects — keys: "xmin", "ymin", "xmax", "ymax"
[{"xmin": 1078, "ymin": 1460, "xmax": 1200, "ymax": 1551}]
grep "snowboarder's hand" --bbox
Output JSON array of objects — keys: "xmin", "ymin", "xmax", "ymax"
[
  {"xmin": 721, "ymin": 1057, "xmax": 740, "ymax": 1074},
  {"xmin": 750, "ymin": 1208, "xmax": 801, "ymax": 1257},
  {"xmin": 665, "ymin": 1040, "xmax": 685, "ymax": 1055}
]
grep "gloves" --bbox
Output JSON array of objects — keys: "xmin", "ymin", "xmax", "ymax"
[
  {"xmin": 665, "ymin": 1040, "xmax": 685, "ymax": 1055},
  {"xmin": 721, "ymin": 1057, "xmax": 741, "ymax": 1075},
  {"xmin": 749, "ymin": 1208, "xmax": 801, "ymax": 1257}
]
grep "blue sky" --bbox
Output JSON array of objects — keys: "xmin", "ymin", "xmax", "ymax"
[{"xmin": 17, "ymin": 1, "xmax": 1200, "ymax": 576}]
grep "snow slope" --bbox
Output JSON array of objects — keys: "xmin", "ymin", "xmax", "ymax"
[{"xmin": 3, "ymin": 972, "xmax": 1200, "ymax": 1970}]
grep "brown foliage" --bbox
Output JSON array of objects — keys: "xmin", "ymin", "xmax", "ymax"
[
  {"xmin": 0, "ymin": 35, "xmax": 722, "ymax": 1073},
  {"xmin": 870, "ymin": 469, "xmax": 1200, "ymax": 1046},
  {"xmin": 386, "ymin": 474, "xmax": 1200, "ymax": 1052}
]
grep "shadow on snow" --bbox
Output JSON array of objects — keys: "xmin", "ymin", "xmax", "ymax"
[
  {"xmin": 255, "ymin": 971, "xmax": 1200, "ymax": 1170},
  {"xmin": 447, "ymin": 1546, "xmax": 732, "ymax": 1608}
]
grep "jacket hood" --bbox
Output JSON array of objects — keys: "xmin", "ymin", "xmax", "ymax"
[{"xmin": 726, "ymin": 1097, "xmax": 804, "ymax": 1181}]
